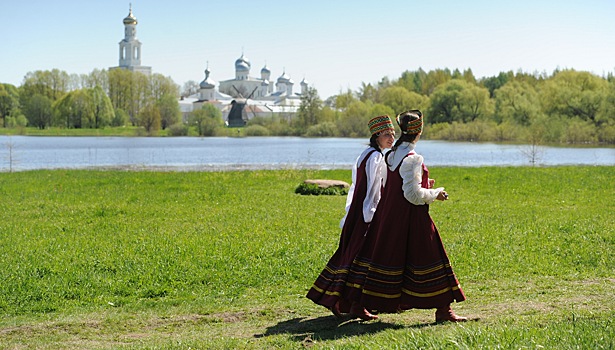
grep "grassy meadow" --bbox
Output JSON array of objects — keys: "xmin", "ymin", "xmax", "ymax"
[{"xmin": 0, "ymin": 166, "xmax": 613, "ymax": 349}]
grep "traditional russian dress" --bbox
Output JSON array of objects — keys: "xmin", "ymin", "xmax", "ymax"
[
  {"xmin": 342, "ymin": 142, "xmax": 466, "ymax": 312},
  {"xmin": 306, "ymin": 147, "xmax": 386, "ymax": 312}
]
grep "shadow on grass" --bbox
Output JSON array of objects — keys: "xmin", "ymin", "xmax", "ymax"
[{"xmin": 254, "ymin": 315, "xmax": 432, "ymax": 343}]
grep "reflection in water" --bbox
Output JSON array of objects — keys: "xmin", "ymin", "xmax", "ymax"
[{"xmin": 0, "ymin": 136, "xmax": 613, "ymax": 171}]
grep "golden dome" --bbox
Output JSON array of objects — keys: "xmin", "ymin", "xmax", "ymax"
[{"xmin": 123, "ymin": 6, "xmax": 137, "ymax": 25}]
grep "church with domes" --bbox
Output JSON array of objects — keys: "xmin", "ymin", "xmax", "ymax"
[
  {"xmin": 108, "ymin": 6, "xmax": 311, "ymax": 126},
  {"xmin": 217, "ymin": 53, "xmax": 306, "ymax": 100},
  {"xmin": 183, "ymin": 53, "xmax": 310, "ymax": 126}
]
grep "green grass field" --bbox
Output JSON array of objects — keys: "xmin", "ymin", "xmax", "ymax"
[{"xmin": 0, "ymin": 167, "xmax": 613, "ymax": 349}]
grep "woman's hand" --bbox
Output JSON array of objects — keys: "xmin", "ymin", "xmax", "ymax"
[
  {"xmin": 436, "ymin": 191, "xmax": 449, "ymax": 201},
  {"xmin": 428, "ymin": 178, "xmax": 435, "ymax": 189}
]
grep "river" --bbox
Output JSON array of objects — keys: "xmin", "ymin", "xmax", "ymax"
[{"xmin": 0, "ymin": 136, "xmax": 613, "ymax": 172}]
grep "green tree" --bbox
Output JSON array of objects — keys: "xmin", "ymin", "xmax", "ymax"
[
  {"xmin": 481, "ymin": 71, "xmax": 514, "ymax": 97},
  {"xmin": 89, "ymin": 86, "xmax": 114, "ymax": 128},
  {"xmin": 19, "ymin": 69, "xmax": 71, "ymax": 128},
  {"xmin": 82, "ymin": 69, "xmax": 109, "ymax": 91},
  {"xmin": 456, "ymin": 83, "xmax": 493, "ymax": 122},
  {"xmin": 426, "ymin": 80, "xmax": 463, "ymax": 123},
  {"xmin": 21, "ymin": 69, "xmax": 70, "ymax": 102},
  {"xmin": 108, "ymin": 69, "xmax": 150, "ymax": 125},
  {"xmin": 137, "ymin": 102, "xmax": 161, "ymax": 135},
  {"xmin": 514, "ymin": 70, "xmax": 546, "ymax": 86},
  {"xmin": 150, "ymin": 73, "xmax": 179, "ymax": 101},
  {"xmin": 599, "ymin": 80, "xmax": 615, "ymax": 121},
  {"xmin": 336, "ymin": 100, "xmax": 393, "ymax": 137},
  {"xmin": 296, "ymin": 86, "xmax": 323, "ymax": 134},
  {"xmin": 247, "ymin": 115, "xmax": 294, "ymax": 136},
  {"xmin": 427, "ymin": 80, "xmax": 492, "ymax": 123},
  {"xmin": 357, "ymin": 82, "xmax": 379, "ymax": 102},
  {"xmin": 540, "ymin": 70, "xmax": 607, "ymax": 123},
  {"xmin": 380, "ymin": 86, "xmax": 428, "ymax": 114},
  {"xmin": 336, "ymin": 100, "xmax": 371, "ymax": 137},
  {"xmin": 596, "ymin": 80, "xmax": 615, "ymax": 142},
  {"xmin": 23, "ymin": 94, "xmax": 53, "ymax": 129},
  {"xmin": 53, "ymin": 89, "xmax": 92, "ymax": 128},
  {"xmin": 157, "ymin": 94, "xmax": 181, "ymax": 130},
  {"xmin": 369, "ymin": 104, "xmax": 395, "ymax": 124},
  {"xmin": 68, "ymin": 73, "xmax": 82, "ymax": 91},
  {"xmin": 320, "ymin": 105, "xmax": 338, "ymax": 124},
  {"xmin": 305, "ymin": 122, "xmax": 338, "ymax": 137},
  {"xmin": 132, "ymin": 72, "xmax": 151, "ymax": 125},
  {"xmin": 562, "ymin": 118, "xmax": 597, "ymax": 143},
  {"xmin": 494, "ymin": 81, "xmax": 540, "ymax": 126},
  {"xmin": 333, "ymin": 89, "xmax": 357, "ymax": 109},
  {"xmin": 189, "ymin": 103, "xmax": 223, "ymax": 136},
  {"xmin": 395, "ymin": 68, "xmax": 427, "ymax": 94},
  {"xmin": 527, "ymin": 114, "xmax": 564, "ymax": 144},
  {"xmin": 462, "ymin": 68, "xmax": 477, "ymax": 84},
  {"xmin": 422, "ymin": 68, "xmax": 452, "ymax": 95},
  {"xmin": 0, "ymin": 84, "xmax": 20, "ymax": 128},
  {"xmin": 112, "ymin": 108, "xmax": 130, "ymax": 127},
  {"xmin": 452, "ymin": 69, "xmax": 463, "ymax": 80},
  {"xmin": 5, "ymin": 114, "xmax": 28, "ymax": 128},
  {"xmin": 108, "ymin": 68, "xmax": 134, "ymax": 120}
]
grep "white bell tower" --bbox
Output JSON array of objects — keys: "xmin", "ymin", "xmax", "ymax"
[
  {"xmin": 113, "ymin": 4, "xmax": 151, "ymax": 75},
  {"xmin": 119, "ymin": 4, "xmax": 141, "ymax": 67}
]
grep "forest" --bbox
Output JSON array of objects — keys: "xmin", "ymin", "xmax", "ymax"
[{"xmin": 1, "ymin": 67, "xmax": 614, "ymax": 144}]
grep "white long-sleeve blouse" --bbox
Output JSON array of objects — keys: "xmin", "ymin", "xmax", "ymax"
[
  {"xmin": 387, "ymin": 142, "xmax": 444, "ymax": 205},
  {"xmin": 339, "ymin": 147, "xmax": 387, "ymax": 228}
]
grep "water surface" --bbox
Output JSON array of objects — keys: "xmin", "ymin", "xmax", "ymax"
[{"xmin": 0, "ymin": 136, "xmax": 613, "ymax": 172}]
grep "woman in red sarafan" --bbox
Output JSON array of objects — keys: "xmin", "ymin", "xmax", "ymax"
[
  {"xmin": 306, "ymin": 115, "xmax": 395, "ymax": 320},
  {"xmin": 335, "ymin": 110, "xmax": 467, "ymax": 323}
]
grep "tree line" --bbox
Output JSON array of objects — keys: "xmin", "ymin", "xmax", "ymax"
[
  {"xmin": 1, "ymin": 67, "xmax": 614, "ymax": 143},
  {"xmin": 0, "ymin": 68, "xmax": 184, "ymax": 135},
  {"xmin": 270, "ymin": 68, "xmax": 614, "ymax": 144}
]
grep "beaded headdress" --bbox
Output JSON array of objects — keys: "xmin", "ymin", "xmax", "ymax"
[
  {"xmin": 396, "ymin": 110, "xmax": 423, "ymax": 135},
  {"xmin": 368, "ymin": 115, "xmax": 395, "ymax": 136}
]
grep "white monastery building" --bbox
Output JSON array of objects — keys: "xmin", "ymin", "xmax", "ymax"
[
  {"xmin": 108, "ymin": 5, "xmax": 311, "ymax": 126},
  {"xmin": 182, "ymin": 54, "xmax": 310, "ymax": 126}
]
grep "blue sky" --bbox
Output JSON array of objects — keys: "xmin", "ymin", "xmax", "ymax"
[{"xmin": 1, "ymin": 0, "xmax": 614, "ymax": 99}]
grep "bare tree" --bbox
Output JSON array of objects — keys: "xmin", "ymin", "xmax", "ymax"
[
  {"xmin": 520, "ymin": 143, "xmax": 544, "ymax": 166},
  {"xmin": 181, "ymin": 80, "xmax": 199, "ymax": 98},
  {"xmin": 4, "ymin": 138, "xmax": 17, "ymax": 172},
  {"xmin": 520, "ymin": 129, "xmax": 544, "ymax": 166}
]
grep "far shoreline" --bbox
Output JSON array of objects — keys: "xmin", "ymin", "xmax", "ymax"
[{"xmin": 0, "ymin": 128, "xmax": 613, "ymax": 148}]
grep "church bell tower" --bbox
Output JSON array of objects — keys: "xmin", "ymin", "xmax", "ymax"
[
  {"xmin": 119, "ymin": 4, "xmax": 141, "ymax": 67},
  {"xmin": 114, "ymin": 4, "xmax": 151, "ymax": 75}
]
